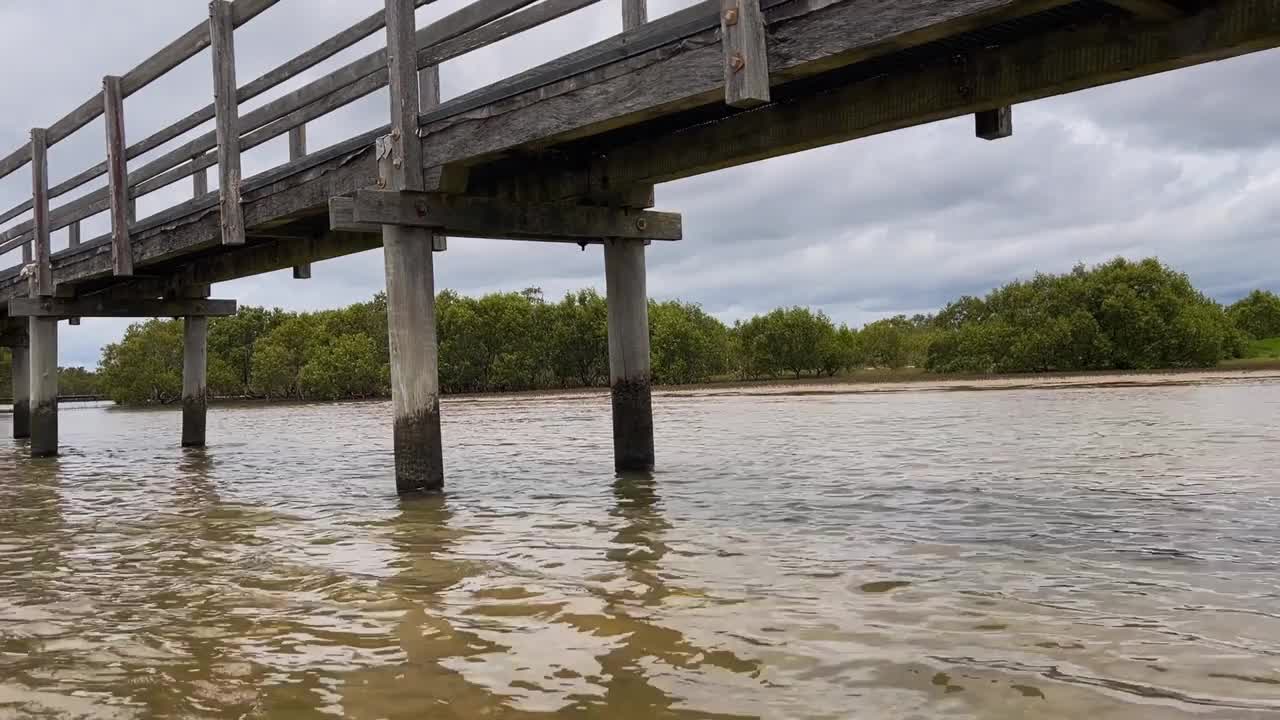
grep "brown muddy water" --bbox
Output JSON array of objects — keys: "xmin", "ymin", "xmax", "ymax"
[{"xmin": 1, "ymin": 375, "xmax": 1278, "ymax": 719}]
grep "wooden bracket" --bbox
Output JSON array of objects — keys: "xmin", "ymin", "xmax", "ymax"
[
  {"xmin": 331, "ymin": 191, "xmax": 681, "ymax": 242},
  {"xmin": 975, "ymin": 106, "xmax": 1013, "ymax": 140},
  {"xmin": 720, "ymin": 0, "xmax": 769, "ymax": 108},
  {"xmin": 8, "ymin": 297, "xmax": 237, "ymax": 319}
]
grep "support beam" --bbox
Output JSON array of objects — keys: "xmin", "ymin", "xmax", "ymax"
[
  {"xmin": 8, "ymin": 297, "xmax": 237, "ymax": 319},
  {"xmin": 29, "ymin": 318, "xmax": 57, "ymax": 457},
  {"xmin": 337, "ymin": 190, "xmax": 682, "ymax": 241},
  {"xmin": 182, "ymin": 316, "xmax": 208, "ymax": 447},
  {"xmin": 975, "ymin": 106, "xmax": 1012, "ymax": 140},
  {"xmin": 11, "ymin": 344, "xmax": 29, "ymax": 440},
  {"xmin": 1103, "ymin": 0, "xmax": 1184, "ymax": 20},
  {"xmin": 604, "ymin": 239, "xmax": 654, "ymax": 472},
  {"xmin": 420, "ymin": 65, "xmax": 448, "ymax": 253},
  {"xmin": 288, "ymin": 125, "xmax": 312, "ymax": 279},
  {"xmin": 477, "ymin": 0, "xmax": 1280, "ymax": 201},
  {"xmin": 209, "ymin": 0, "xmax": 246, "ymax": 246},
  {"xmin": 720, "ymin": 0, "xmax": 769, "ymax": 108},
  {"xmin": 193, "ymin": 166, "xmax": 208, "ymax": 197},
  {"xmin": 104, "ymin": 75, "xmax": 135, "ymax": 276},
  {"xmin": 384, "ymin": 0, "xmax": 443, "ymax": 493},
  {"xmin": 30, "ymin": 129, "xmax": 52, "ymax": 296}
]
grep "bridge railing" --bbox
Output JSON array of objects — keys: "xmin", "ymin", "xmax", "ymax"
[{"xmin": 0, "ymin": 0, "xmax": 620, "ymax": 288}]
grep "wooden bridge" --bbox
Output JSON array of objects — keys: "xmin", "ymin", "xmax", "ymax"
[{"xmin": 0, "ymin": 0, "xmax": 1275, "ymax": 491}]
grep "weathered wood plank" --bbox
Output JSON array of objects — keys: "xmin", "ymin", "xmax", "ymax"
[
  {"xmin": 418, "ymin": 0, "xmax": 1076, "ymax": 170},
  {"xmin": 68, "ymin": 222, "xmax": 80, "ymax": 249},
  {"xmin": 193, "ymin": 167, "xmax": 208, "ymax": 197},
  {"xmin": 103, "ymin": 76, "xmax": 135, "ymax": 276},
  {"xmin": 530, "ymin": 0, "xmax": 1280, "ymax": 192},
  {"xmin": 0, "ymin": 199, "xmax": 31, "ymax": 226},
  {"xmin": 387, "ymin": 0, "xmax": 425, "ymax": 192},
  {"xmin": 345, "ymin": 190, "xmax": 682, "ymax": 240},
  {"xmin": 976, "ymin": 105, "xmax": 1012, "ymax": 140},
  {"xmin": 0, "ymin": 147, "xmax": 30, "ymax": 183},
  {"xmin": 29, "ymin": 129, "xmax": 52, "ymax": 297},
  {"xmin": 623, "ymin": 0, "xmax": 648, "ymax": 30},
  {"xmin": 210, "ymin": 0, "xmax": 246, "ymax": 246},
  {"xmin": 721, "ymin": 0, "xmax": 770, "ymax": 107},
  {"xmin": 420, "ymin": 65, "xmax": 448, "ymax": 252},
  {"xmin": 9, "ymin": 297, "xmax": 238, "ymax": 318},
  {"xmin": 118, "ymin": 0, "xmax": 432, "ymax": 171}
]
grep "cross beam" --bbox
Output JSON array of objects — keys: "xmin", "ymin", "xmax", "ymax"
[
  {"xmin": 8, "ymin": 297, "xmax": 237, "ymax": 318},
  {"xmin": 330, "ymin": 191, "xmax": 682, "ymax": 242}
]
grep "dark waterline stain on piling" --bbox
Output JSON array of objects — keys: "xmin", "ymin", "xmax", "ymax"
[
  {"xmin": 394, "ymin": 404, "xmax": 444, "ymax": 493},
  {"xmin": 610, "ymin": 377, "xmax": 653, "ymax": 471}
]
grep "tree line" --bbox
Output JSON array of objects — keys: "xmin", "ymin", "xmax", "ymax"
[{"xmin": 3, "ymin": 257, "xmax": 1278, "ymax": 405}]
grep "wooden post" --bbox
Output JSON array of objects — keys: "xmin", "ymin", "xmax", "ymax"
[
  {"xmin": 720, "ymin": 0, "xmax": 769, "ymax": 108},
  {"xmin": 67, "ymin": 221, "xmax": 82, "ymax": 326},
  {"xmin": 104, "ymin": 75, "xmax": 135, "ymax": 276},
  {"xmin": 420, "ymin": 65, "xmax": 447, "ymax": 253},
  {"xmin": 30, "ymin": 129, "xmax": 52, "ymax": 296},
  {"xmin": 193, "ymin": 167, "xmax": 208, "ymax": 197},
  {"xmin": 182, "ymin": 316, "xmax": 208, "ymax": 447},
  {"xmin": 604, "ymin": 238, "xmax": 654, "ymax": 471},
  {"xmin": 11, "ymin": 343, "xmax": 29, "ymax": 439},
  {"xmin": 976, "ymin": 106, "xmax": 1013, "ymax": 140},
  {"xmin": 28, "ymin": 317, "xmax": 57, "ymax": 457},
  {"xmin": 622, "ymin": 0, "xmax": 647, "ymax": 30},
  {"xmin": 383, "ymin": 0, "xmax": 443, "ymax": 493},
  {"xmin": 288, "ymin": 125, "xmax": 312, "ymax": 279},
  {"xmin": 209, "ymin": 0, "xmax": 245, "ymax": 246}
]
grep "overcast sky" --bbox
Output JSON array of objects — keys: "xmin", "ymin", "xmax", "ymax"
[{"xmin": 1, "ymin": 0, "xmax": 1279, "ymax": 367}]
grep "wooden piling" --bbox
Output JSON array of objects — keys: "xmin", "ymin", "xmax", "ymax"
[
  {"xmin": 288, "ymin": 125, "xmax": 312, "ymax": 279},
  {"xmin": 209, "ymin": 0, "xmax": 246, "ymax": 246},
  {"xmin": 720, "ymin": 0, "xmax": 769, "ymax": 108},
  {"xmin": 383, "ymin": 0, "xmax": 444, "ymax": 493},
  {"xmin": 28, "ymin": 318, "xmax": 57, "ymax": 457},
  {"xmin": 976, "ymin": 106, "xmax": 1013, "ymax": 140},
  {"xmin": 182, "ymin": 316, "xmax": 208, "ymax": 447},
  {"xmin": 604, "ymin": 239, "xmax": 654, "ymax": 471},
  {"xmin": 11, "ymin": 343, "xmax": 29, "ymax": 439}
]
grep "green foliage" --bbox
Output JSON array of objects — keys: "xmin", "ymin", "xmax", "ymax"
[
  {"xmin": 58, "ymin": 367, "xmax": 101, "ymax": 396},
  {"xmin": 649, "ymin": 300, "xmax": 731, "ymax": 384},
  {"xmin": 89, "ymin": 257, "xmax": 1271, "ymax": 405},
  {"xmin": 1227, "ymin": 290, "xmax": 1280, "ymax": 340},
  {"xmin": 926, "ymin": 258, "xmax": 1240, "ymax": 373},
  {"xmin": 98, "ymin": 319, "xmax": 184, "ymax": 404}
]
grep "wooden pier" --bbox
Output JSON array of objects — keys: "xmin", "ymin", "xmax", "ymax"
[{"xmin": 1, "ymin": 0, "xmax": 1276, "ymax": 489}]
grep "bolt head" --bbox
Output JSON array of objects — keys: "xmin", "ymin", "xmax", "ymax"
[
  {"xmin": 636, "ymin": 218, "xmax": 648, "ymax": 231},
  {"xmin": 723, "ymin": 7, "xmax": 738, "ymax": 24},
  {"xmin": 729, "ymin": 53, "xmax": 745, "ymax": 72}
]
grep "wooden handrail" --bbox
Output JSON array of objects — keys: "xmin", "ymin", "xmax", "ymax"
[{"xmin": 0, "ymin": 0, "xmax": 613, "ymax": 261}]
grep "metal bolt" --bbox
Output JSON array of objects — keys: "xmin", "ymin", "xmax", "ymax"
[
  {"xmin": 723, "ymin": 7, "xmax": 738, "ymax": 25},
  {"xmin": 376, "ymin": 178, "xmax": 386, "ymax": 188},
  {"xmin": 729, "ymin": 53, "xmax": 745, "ymax": 72},
  {"xmin": 393, "ymin": 158, "xmax": 403, "ymax": 169},
  {"xmin": 635, "ymin": 218, "xmax": 648, "ymax": 231},
  {"xmin": 391, "ymin": 128, "xmax": 401, "ymax": 140}
]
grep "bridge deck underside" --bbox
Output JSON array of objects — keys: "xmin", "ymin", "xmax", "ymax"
[{"xmin": 1, "ymin": 0, "xmax": 1273, "ymax": 323}]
